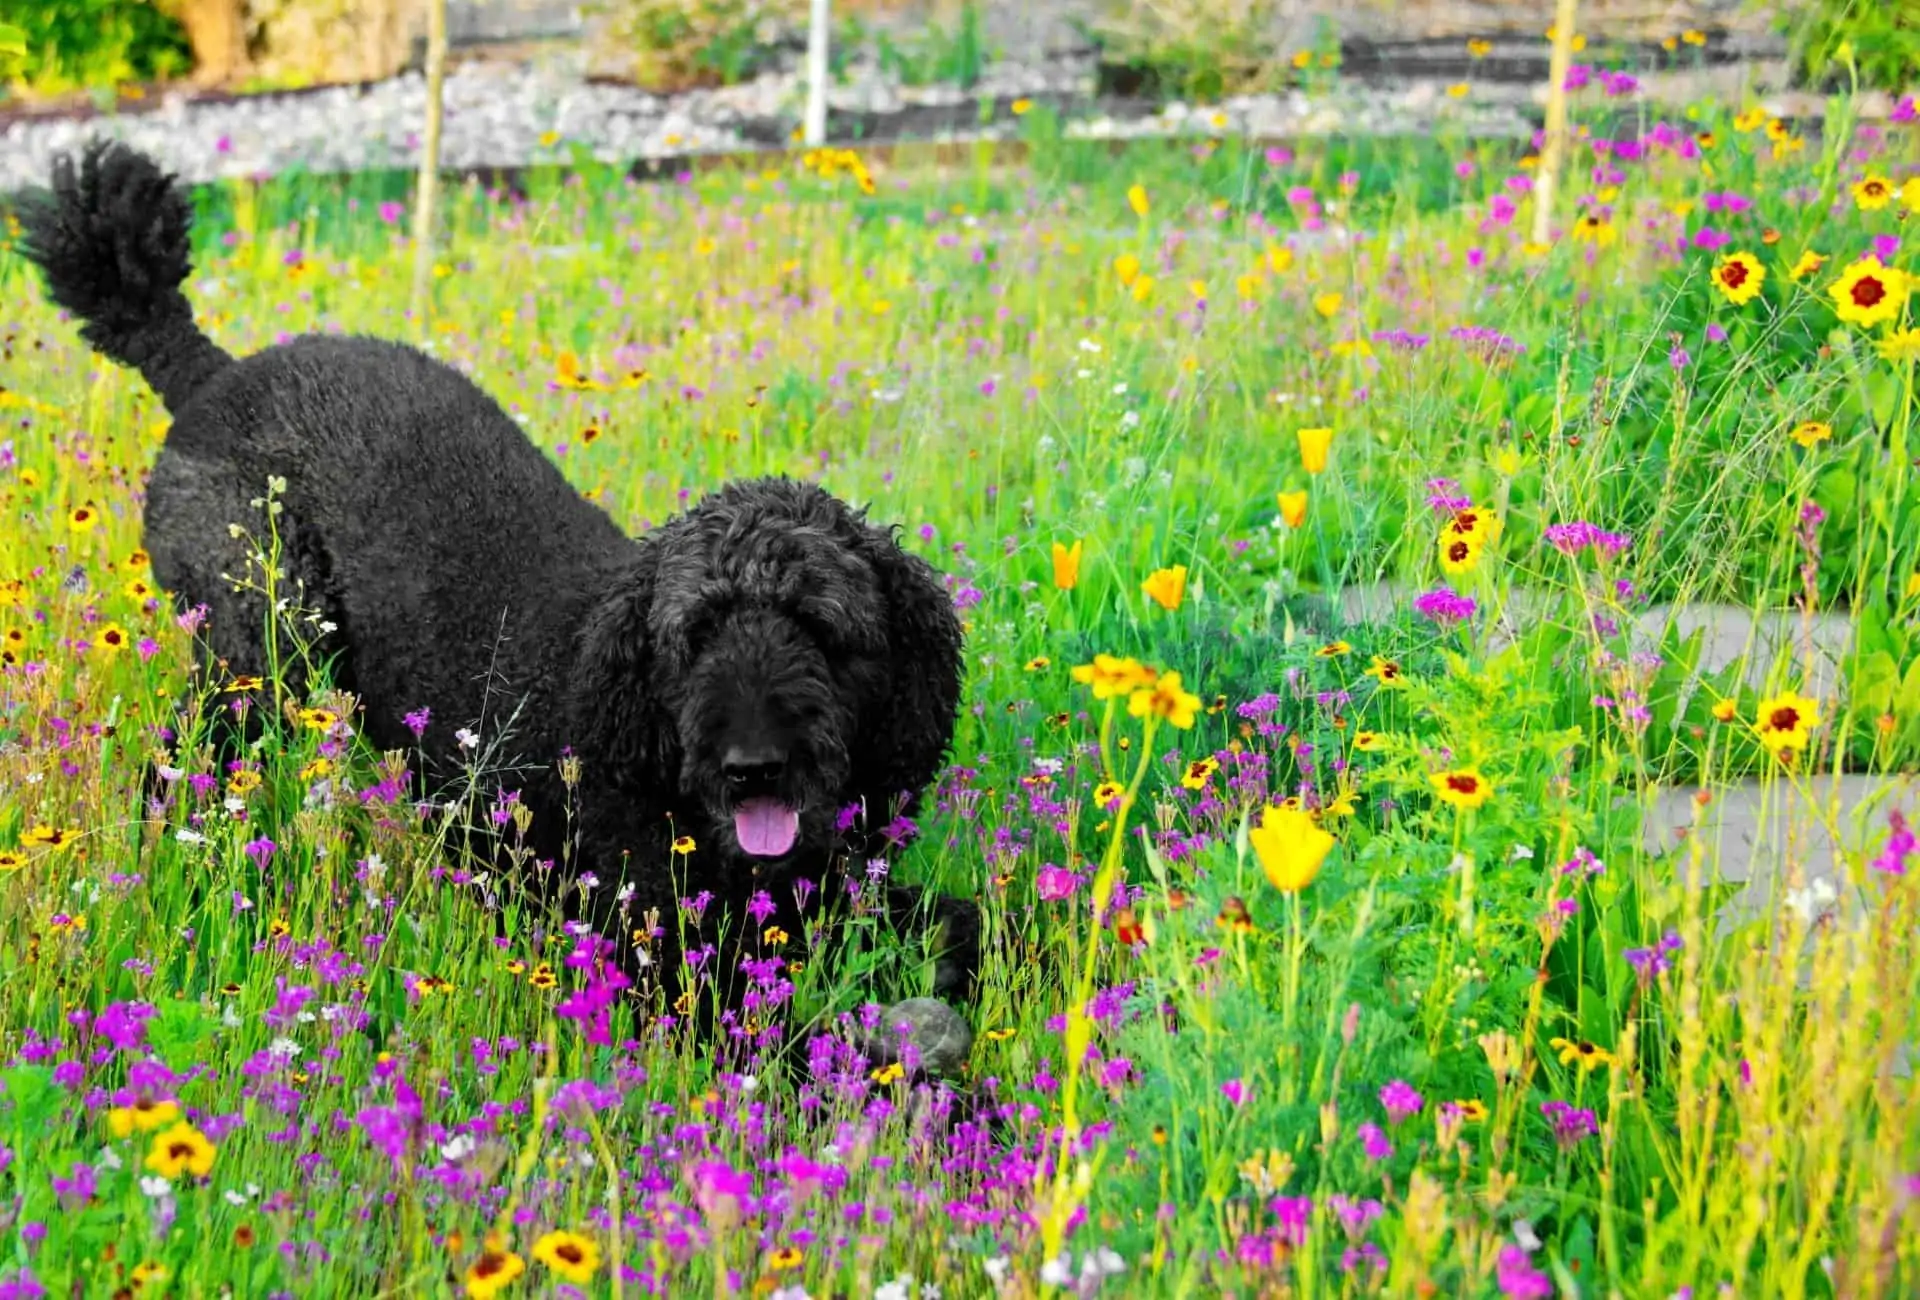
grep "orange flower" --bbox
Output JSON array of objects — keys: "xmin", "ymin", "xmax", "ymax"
[
  {"xmin": 1141, "ymin": 565, "xmax": 1187, "ymax": 611},
  {"xmin": 1051, "ymin": 540, "xmax": 1083, "ymax": 590}
]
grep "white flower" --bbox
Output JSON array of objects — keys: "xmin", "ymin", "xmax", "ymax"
[
  {"xmin": 1513, "ymin": 1220, "xmax": 1542, "ymax": 1252},
  {"xmin": 1784, "ymin": 878, "xmax": 1837, "ymax": 923},
  {"xmin": 921, "ymin": 1285, "xmax": 942, "ymax": 1300},
  {"xmin": 1112, "ymin": 381, "xmax": 1128, "ymax": 394},
  {"xmin": 1075, "ymin": 367, "xmax": 1093, "ymax": 379},
  {"xmin": 769, "ymin": 1287, "xmax": 812, "ymax": 1300},
  {"xmin": 97, "ymin": 1147, "xmax": 123, "ymax": 1171},
  {"xmin": 1119, "ymin": 410, "xmax": 1140, "ymax": 429},
  {"xmin": 1077, "ymin": 338, "xmax": 1102, "ymax": 353},
  {"xmin": 139, "ymin": 1175, "xmax": 173, "ymax": 1199},
  {"xmin": 1039, "ymin": 1256, "xmax": 1073, "ymax": 1287},
  {"xmin": 1510, "ymin": 844, "xmax": 1536, "ymax": 861},
  {"xmin": 268, "ymin": 1036, "xmax": 301, "ymax": 1060},
  {"xmin": 156, "ymin": 764, "xmax": 184, "ymax": 782},
  {"xmin": 454, "ymin": 727, "xmax": 480, "ymax": 751},
  {"xmin": 874, "ymin": 1279, "xmax": 911, "ymax": 1300},
  {"xmin": 173, "ymin": 828, "xmax": 205, "ymax": 846},
  {"xmin": 1084, "ymin": 1246, "xmax": 1126, "ymax": 1278},
  {"xmin": 616, "ymin": 882, "xmax": 636, "ymax": 904},
  {"xmin": 1032, "ymin": 757, "xmax": 1063, "ymax": 776},
  {"xmin": 981, "ymin": 1257, "xmax": 1010, "ymax": 1286},
  {"xmin": 441, "ymin": 1133, "xmax": 477, "ymax": 1162}
]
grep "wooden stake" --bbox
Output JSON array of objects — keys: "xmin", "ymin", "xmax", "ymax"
[
  {"xmin": 1531, "ymin": 0, "xmax": 1580, "ymax": 248},
  {"xmin": 409, "ymin": 0, "xmax": 449, "ymax": 337}
]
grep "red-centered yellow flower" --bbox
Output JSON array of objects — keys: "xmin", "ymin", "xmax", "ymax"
[
  {"xmin": 1051, "ymin": 539, "xmax": 1083, "ymax": 590},
  {"xmin": 1071, "ymin": 654, "xmax": 1157, "ymax": 700},
  {"xmin": 108, "ymin": 1096, "xmax": 182, "ymax": 1138},
  {"xmin": 1753, "ymin": 690, "xmax": 1818, "ymax": 755},
  {"xmin": 1852, "ymin": 174, "xmax": 1894, "ymax": 211},
  {"xmin": 1438, "ymin": 533, "xmax": 1483, "ymax": 576},
  {"xmin": 1141, "ymin": 564, "xmax": 1187, "ymax": 611},
  {"xmin": 1830, "ymin": 257, "xmax": 1908, "ymax": 328},
  {"xmin": 465, "ymin": 1246, "xmax": 526, "ymax": 1299},
  {"xmin": 532, "ymin": 1230, "xmax": 600, "ymax": 1284},
  {"xmin": 1128, "ymin": 670, "xmax": 1202, "ymax": 730},
  {"xmin": 1430, "ymin": 767, "xmax": 1494, "ymax": 810},
  {"xmin": 1248, "ymin": 804, "xmax": 1334, "ymax": 892},
  {"xmin": 1713, "ymin": 251, "xmax": 1765, "ymax": 306},
  {"xmin": 1181, "ymin": 757, "xmax": 1219, "ymax": 790},
  {"xmin": 1364, "ymin": 655, "xmax": 1406, "ymax": 689}
]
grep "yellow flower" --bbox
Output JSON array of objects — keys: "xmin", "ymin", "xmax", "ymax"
[
  {"xmin": 297, "ymin": 706, "xmax": 338, "ymax": 731},
  {"xmin": 1550, "ymin": 1037, "xmax": 1616, "ymax": 1071},
  {"xmin": 1430, "ymin": 767, "xmax": 1493, "ymax": 810},
  {"xmin": 68, "ymin": 504, "xmax": 100, "ymax": 532},
  {"xmin": 1852, "ymin": 175, "xmax": 1894, "ymax": 211},
  {"xmin": 1446, "ymin": 82, "xmax": 1469, "ymax": 99},
  {"xmin": 1051, "ymin": 539, "xmax": 1083, "ymax": 590},
  {"xmin": 1753, "ymin": 690, "xmax": 1818, "ymax": 755},
  {"xmin": 770, "ymin": 1245, "xmax": 805, "ymax": 1269},
  {"xmin": 1312, "ymin": 292, "xmax": 1342, "ymax": 319},
  {"xmin": 299, "ymin": 757, "xmax": 334, "ymax": 781},
  {"xmin": 129, "ymin": 1262, "xmax": 167, "ymax": 1289},
  {"xmin": 1093, "ymin": 780, "xmax": 1124, "ymax": 808},
  {"xmin": 1908, "ymin": 569, "xmax": 1920, "ymax": 600},
  {"xmin": 1265, "ymin": 243, "xmax": 1294, "ymax": 274},
  {"xmin": 1113, "ymin": 253, "xmax": 1141, "ymax": 287},
  {"xmin": 465, "ymin": 1247, "xmax": 527, "ymax": 1299},
  {"xmin": 1071, "ymin": 654, "xmax": 1158, "ymax": 700},
  {"xmin": 1711, "ymin": 697, "xmax": 1739, "ymax": 723},
  {"xmin": 227, "ymin": 769, "xmax": 262, "ymax": 797},
  {"xmin": 1127, "ymin": 184, "xmax": 1150, "ymax": 217},
  {"xmin": 1131, "ymin": 275, "xmax": 1155, "ymax": 302},
  {"xmin": 1682, "ymin": 28, "xmax": 1706, "ymax": 45},
  {"xmin": 1129, "ymin": 670, "xmax": 1202, "ymax": 730},
  {"xmin": 1903, "ymin": 177, "xmax": 1920, "ymax": 211},
  {"xmin": 1010, "ymin": 98, "xmax": 1032, "ymax": 115},
  {"xmin": 1180, "ymin": 757, "xmax": 1219, "ymax": 790},
  {"xmin": 532, "ymin": 1230, "xmax": 601, "ymax": 1284},
  {"xmin": 1141, "ymin": 564, "xmax": 1188, "ymax": 611},
  {"xmin": 1364, "ymin": 655, "xmax": 1405, "ymax": 689},
  {"xmin": 1276, "ymin": 489, "xmax": 1308, "ymax": 528},
  {"xmin": 1790, "ymin": 249, "xmax": 1826, "ymax": 280},
  {"xmin": 1789, "ymin": 421, "xmax": 1832, "ymax": 448},
  {"xmin": 672, "ymin": 835, "xmax": 696, "ymax": 855},
  {"xmin": 1453, "ymin": 1098, "xmax": 1490, "ymax": 1121},
  {"xmin": 1830, "ymin": 257, "xmax": 1908, "ymax": 328},
  {"xmin": 1235, "ymin": 272, "xmax": 1261, "ymax": 300},
  {"xmin": 1438, "ymin": 533, "xmax": 1483, "ymax": 576},
  {"xmin": 1570, "ymin": 213, "xmax": 1616, "ymax": 247},
  {"xmin": 1712, "ymin": 251, "xmax": 1765, "ymax": 306},
  {"xmin": 94, "ymin": 624, "xmax": 130, "ymax": 654},
  {"xmin": 144, "ymin": 1120, "xmax": 217, "ymax": 1179},
  {"xmin": 23, "ymin": 824, "xmax": 80, "ymax": 848},
  {"xmin": 1466, "ymin": 38, "xmax": 1490, "ymax": 57},
  {"xmin": 1493, "ymin": 445, "xmax": 1525, "ymax": 477},
  {"xmin": 871, "ymin": 1061, "xmax": 905, "ymax": 1085},
  {"xmin": 1297, "ymin": 426, "xmax": 1334, "ymax": 475},
  {"xmin": 1352, "ymin": 731, "xmax": 1385, "ymax": 752},
  {"xmin": 1248, "ymin": 804, "xmax": 1335, "ymax": 893},
  {"xmin": 1878, "ymin": 328, "xmax": 1920, "ymax": 362},
  {"xmin": 225, "ymin": 675, "xmax": 264, "ymax": 692},
  {"xmin": 0, "ymin": 850, "xmax": 28, "ymax": 873},
  {"xmin": 1733, "ymin": 107, "xmax": 1767, "ymax": 132},
  {"xmin": 108, "ymin": 1096, "xmax": 182, "ymax": 1137},
  {"xmin": 1023, "ymin": 656, "xmax": 1050, "ymax": 672}
]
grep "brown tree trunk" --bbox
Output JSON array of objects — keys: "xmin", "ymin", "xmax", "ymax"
[{"xmin": 163, "ymin": 0, "xmax": 251, "ymax": 86}]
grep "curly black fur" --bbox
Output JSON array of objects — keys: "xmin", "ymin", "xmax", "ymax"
[{"xmin": 19, "ymin": 140, "xmax": 977, "ymax": 1009}]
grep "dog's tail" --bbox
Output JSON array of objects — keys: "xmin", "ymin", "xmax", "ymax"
[{"xmin": 17, "ymin": 140, "xmax": 232, "ymax": 413}]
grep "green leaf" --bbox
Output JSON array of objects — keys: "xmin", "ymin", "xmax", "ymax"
[{"xmin": 0, "ymin": 22, "xmax": 25, "ymax": 58}]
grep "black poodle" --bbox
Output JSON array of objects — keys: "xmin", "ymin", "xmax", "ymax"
[{"xmin": 18, "ymin": 141, "xmax": 977, "ymax": 1011}]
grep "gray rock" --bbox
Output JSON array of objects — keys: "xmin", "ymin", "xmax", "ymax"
[{"xmin": 864, "ymin": 997, "xmax": 975, "ymax": 1078}]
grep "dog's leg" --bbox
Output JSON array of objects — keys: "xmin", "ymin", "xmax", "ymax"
[{"xmin": 883, "ymin": 883, "xmax": 981, "ymax": 1006}]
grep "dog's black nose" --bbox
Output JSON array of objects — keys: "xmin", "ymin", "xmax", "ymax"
[{"xmin": 721, "ymin": 746, "xmax": 787, "ymax": 789}]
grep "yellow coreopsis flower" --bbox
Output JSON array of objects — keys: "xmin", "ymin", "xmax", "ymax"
[
  {"xmin": 1830, "ymin": 257, "xmax": 1908, "ymax": 328},
  {"xmin": 1712, "ymin": 251, "xmax": 1765, "ymax": 306},
  {"xmin": 1753, "ymin": 690, "xmax": 1818, "ymax": 755}
]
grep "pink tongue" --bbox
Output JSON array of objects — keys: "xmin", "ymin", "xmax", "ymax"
[{"xmin": 734, "ymin": 798, "xmax": 799, "ymax": 857}]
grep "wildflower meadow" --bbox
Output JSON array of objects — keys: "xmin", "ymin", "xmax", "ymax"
[{"xmin": 3, "ymin": 82, "xmax": 1920, "ymax": 1300}]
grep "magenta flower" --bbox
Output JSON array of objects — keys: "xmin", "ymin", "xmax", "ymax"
[
  {"xmin": 1413, "ymin": 589, "xmax": 1476, "ymax": 627},
  {"xmin": 1496, "ymin": 1244, "xmax": 1554, "ymax": 1298},
  {"xmin": 1220, "ymin": 1078, "xmax": 1247, "ymax": 1106},
  {"xmin": 1357, "ymin": 1121, "xmax": 1392, "ymax": 1161},
  {"xmin": 1378, "ymin": 1078, "xmax": 1423, "ymax": 1122},
  {"xmin": 1541, "ymin": 1098, "xmax": 1598, "ymax": 1149},
  {"xmin": 1872, "ymin": 810, "xmax": 1914, "ymax": 876},
  {"xmin": 1035, "ymin": 863, "xmax": 1082, "ymax": 902}
]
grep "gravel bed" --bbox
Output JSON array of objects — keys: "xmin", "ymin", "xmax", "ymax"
[{"xmin": 0, "ymin": 51, "xmax": 1548, "ymax": 195}]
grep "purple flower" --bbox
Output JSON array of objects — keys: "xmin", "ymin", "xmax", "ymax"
[
  {"xmin": 1669, "ymin": 341, "xmax": 1692, "ymax": 371},
  {"xmin": 1413, "ymin": 589, "xmax": 1477, "ymax": 627},
  {"xmin": 1544, "ymin": 521, "xmax": 1631, "ymax": 559},
  {"xmin": 691, "ymin": 1159, "xmax": 755, "ymax": 1230},
  {"xmin": 1496, "ymin": 1244, "xmax": 1554, "ymax": 1298},
  {"xmin": 1035, "ymin": 863, "xmax": 1082, "ymax": 902},
  {"xmin": 378, "ymin": 200, "xmax": 405, "ymax": 224},
  {"xmin": 1872, "ymin": 810, "xmax": 1914, "ymax": 876},
  {"xmin": 1705, "ymin": 322, "xmax": 1728, "ymax": 343},
  {"xmin": 1894, "ymin": 95, "xmax": 1917, "ymax": 124},
  {"xmin": 402, "ymin": 707, "xmax": 431, "ymax": 739},
  {"xmin": 1220, "ymin": 1078, "xmax": 1248, "ymax": 1107},
  {"xmin": 1357, "ymin": 1122, "xmax": 1393, "ymax": 1161},
  {"xmin": 1378, "ymin": 1078, "xmax": 1423, "ymax": 1122},
  {"xmin": 244, "ymin": 836, "xmax": 277, "ymax": 869},
  {"xmin": 1872, "ymin": 234, "xmax": 1901, "ymax": 263},
  {"xmin": 1270, "ymin": 1194, "xmax": 1313, "ymax": 1245},
  {"xmin": 1541, "ymin": 1098, "xmax": 1598, "ymax": 1149}
]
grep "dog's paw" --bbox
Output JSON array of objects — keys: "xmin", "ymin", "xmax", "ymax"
[{"xmin": 861, "ymin": 996, "xmax": 975, "ymax": 1078}]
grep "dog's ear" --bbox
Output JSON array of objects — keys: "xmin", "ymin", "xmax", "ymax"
[
  {"xmin": 573, "ymin": 551, "xmax": 679, "ymax": 797},
  {"xmin": 858, "ymin": 529, "xmax": 964, "ymax": 811}
]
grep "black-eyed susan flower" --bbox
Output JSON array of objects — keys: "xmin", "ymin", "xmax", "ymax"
[
  {"xmin": 1430, "ymin": 767, "xmax": 1494, "ymax": 810},
  {"xmin": 94, "ymin": 624, "xmax": 129, "ymax": 654},
  {"xmin": 672, "ymin": 835, "xmax": 696, "ymax": 855},
  {"xmin": 1754, "ymin": 690, "xmax": 1818, "ymax": 755},
  {"xmin": 1550, "ymin": 1037, "xmax": 1616, "ymax": 1071},
  {"xmin": 1789, "ymin": 421, "xmax": 1832, "ymax": 448},
  {"xmin": 109, "ymin": 1096, "xmax": 182, "ymax": 1137},
  {"xmin": 297, "ymin": 706, "xmax": 337, "ymax": 731},
  {"xmin": 1315, "ymin": 640, "xmax": 1352, "ymax": 658},
  {"xmin": 144, "ymin": 1119, "xmax": 216, "ymax": 1178},
  {"xmin": 1830, "ymin": 257, "xmax": 1908, "ymax": 328},
  {"xmin": 68, "ymin": 504, "xmax": 99, "ymax": 532},
  {"xmin": 1571, "ymin": 213, "xmax": 1616, "ymax": 248},
  {"xmin": 1712, "ymin": 251, "xmax": 1765, "ymax": 306},
  {"xmin": 0, "ymin": 849, "xmax": 28, "ymax": 873},
  {"xmin": 769, "ymin": 1246, "xmax": 804, "ymax": 1269},
  {"xmin": 225, "ymin": 675, "xmax": 264, "ymax": 693},
  {"xmin": 1364, "ymin": 655, "xmax": 1406, "ymax": 689},
  {"xmin": 528, "ymin": 963, "xmax": 558, "ymax": 990}
]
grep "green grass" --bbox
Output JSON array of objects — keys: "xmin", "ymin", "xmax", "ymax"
[{"xmin": 0, "ymin": 99, "xmax": 1918, "ymax": 1298}]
